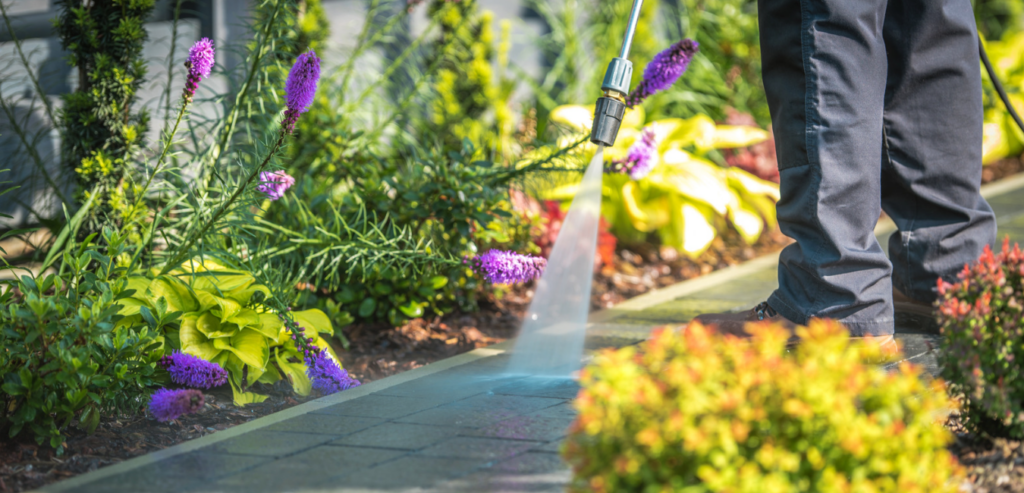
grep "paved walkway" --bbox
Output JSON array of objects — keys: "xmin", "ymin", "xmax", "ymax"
[{"xmin": 37, "ymin": 174, "xmax": 1024, "ymax": 493}]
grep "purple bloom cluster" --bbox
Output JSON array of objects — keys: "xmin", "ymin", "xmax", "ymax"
[
  {"xmin": 609, "ymin": 128, "xmax": 658, "ymax": 180},
  {"xmin": 183, "ymin": 38, "xmax": 215, "ymax": 102},
  {"xmin": 149, "ymin": 388, "xmax": 204, "ymax": 422},
  {"xmin": 159, "ymin": 351, "xmax": 228, "ymax": 389},
  {"xmin": 257, "ymin": 171, "xmax": 295, "ymax": 201},
  {"xmin": 626, "ymin": 39, "xmax": 699, "ymax": 108},
  {"xmin": 305, "ymin": 348, "xmax": 361, "ymax": 395},
  {"xmin": 282, "ymin": 51, "xmax": 321, "ymax": 134},
  {"xmin": 469, "ymin": 249, "xmax": 547, "ymax": 285}
]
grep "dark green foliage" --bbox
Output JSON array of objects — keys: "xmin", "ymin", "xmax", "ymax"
[
  {"xmin": 975, "ymin": 0, "xmax": 1024, "ymax": 40},
  {"xmin": 0, "ymin": 229, "xmax": 164, "ymax": 453},
  {"xmin": 55, "ymin": 0, "xmax": 153, "ymax": 197}
]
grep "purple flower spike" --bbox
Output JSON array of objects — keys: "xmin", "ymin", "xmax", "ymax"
[
  {"xmin": 305, "ymin": 348, "xmax": 361, "ymax": 395},
  {"xmin": 612, "ymin": 128, "xmax": 659, "ymax": 180},
  {"xmin": 149, "ymin": 388, "xmax": 205, "ymax": 422},
  {"xmin": 183, "ymin": 38, "xmax": 215, "ymax": 102},
  {"xmin": 282, "ymin": 51, "xmax": 321, "ymax": 134},
  {"xmin": 626, "ymin": 39, "xmax": 699, "ymax": 108},
  {"xmin": 257, "ymin": 170, "xmax": 295, "ymax": 201},
  {"xmin": 158, "ymin": 351, "xmax": 228, "ymax": 389},
  {"xmin": 471, "ymin": 250, "xmax": 547, "ymax": 285}
]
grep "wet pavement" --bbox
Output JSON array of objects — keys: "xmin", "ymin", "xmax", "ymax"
[{"xmin": 36, "ymin": 175, "xmax": 1024, "ymax": 493}]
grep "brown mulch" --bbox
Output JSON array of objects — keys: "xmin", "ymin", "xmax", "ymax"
[
  {"xmin": 2, "ymin": 157, "xmax": 1022, "ymax": 492},
  {"xmin": 947, "ymin": 411, "xmax": 1024, "ymax": 492}
]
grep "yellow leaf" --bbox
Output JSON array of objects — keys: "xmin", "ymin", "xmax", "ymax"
[
  {"xmin": 292, "ymin": 309, "xmax": 334, "ymax": 336},
  {"xmin": 681, "ymin": 203, "xmax": 717, "ymax": 257},
  {"xmin": 275, "ymin": 348, "xmax": 312, "ymax": 396},
  {"xmin": 180, "ymin": 314, "xmax": 222, "ymax": 362},
  {"xmin": 213, "ymin": 328, "xmax": 270, "ymax": 373},
  {"xmin": 713, "ymin": 125, "xmax": 770, "ymax": 149},
  {"xmin": 228, "ymin": 378, "xmax": 268, "ymax": 406},
  {"xmin": 147, "ymin": 275, "xmax": 198, "ymax": 312},
  {"xmin": 654, "ymin": 150, "xmax": 739, "ymax": 214},
  {"xmin": 728, "ymin": 201, "xmax": 765, "ymax": 245},
  {"xmin": 196, "ymin": 312, "xmax": 237, "ymax": 339}
]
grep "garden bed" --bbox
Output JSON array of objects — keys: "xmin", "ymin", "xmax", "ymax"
[{"xmin": 1, "ymin": 157, "xmax": 1021, "ymax": 492}]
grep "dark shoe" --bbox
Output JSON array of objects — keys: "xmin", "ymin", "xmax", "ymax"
[
  {"xmin": 692, "ymin": 301, "xmax": 899, "ymax": 357},
  {"xmin": 692, "ymin": 302, "xmax": 799, "ymax": 341}
]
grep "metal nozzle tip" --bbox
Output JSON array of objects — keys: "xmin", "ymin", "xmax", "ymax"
[{"xmin": 590, "ymin": 96, "xmax": 626, "ymax": 147}]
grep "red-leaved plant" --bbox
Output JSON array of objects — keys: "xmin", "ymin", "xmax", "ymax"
[{"xmin": 937, "ymin": 237, "xmax": 1024, "ymax": 438}]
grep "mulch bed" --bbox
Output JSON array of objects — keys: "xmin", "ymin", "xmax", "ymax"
[{"xmin": 2, "ymin": 156, "xmax": 1022, "ymax": 492}]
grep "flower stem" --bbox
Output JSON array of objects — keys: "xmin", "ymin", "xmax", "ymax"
[{"xmin": 159, "ymin": 130, "xmax": 288, "ymax": 275}]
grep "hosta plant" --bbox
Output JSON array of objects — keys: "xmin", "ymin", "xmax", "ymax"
[
  {"xmin": 981, "ymin": 30, "xmax": 1024, "ymax": 164},
  {"xmin": 119, "ymin": 260, "xmax": 339, "ymax": 405},
  {"xmin": 565, "ymin": 320, "xmax": 963, "ymax": 492},
  {"xmin": 543, "ymin": 105, "xmax": 779, "ymax": 257},
  {"xmin": 938, "ymin": 237, "xmax": 1024, "ymax": 438}
]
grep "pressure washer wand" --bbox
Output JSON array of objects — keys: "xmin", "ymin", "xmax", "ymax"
[{"xmin": 590, "ymin": 0, "xmax": 644, "ymax": 147}]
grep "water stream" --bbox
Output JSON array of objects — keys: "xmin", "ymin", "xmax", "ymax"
[{"xmin": 507, "ymin": 146, "xmax": 605, "ymax": 377}]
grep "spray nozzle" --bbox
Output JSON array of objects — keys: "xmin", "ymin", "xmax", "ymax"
[{"xmin": 590, "ymin": 0, "xmax": 644, "ymax": 147}]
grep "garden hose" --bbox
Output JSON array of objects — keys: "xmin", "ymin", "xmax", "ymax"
[{"xmin": 980, "ymin": 33, "xmax": 1024, "ymax": 136}]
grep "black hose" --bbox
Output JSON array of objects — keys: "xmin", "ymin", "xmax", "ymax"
[{"xmin": 980, "ymin": 33, "xmax": 1024, "ymax": 135}]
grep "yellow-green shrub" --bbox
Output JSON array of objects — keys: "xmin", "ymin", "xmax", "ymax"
[{"xmin": 564, "ymin": 321, "xmax": 963, "ymax": 493}]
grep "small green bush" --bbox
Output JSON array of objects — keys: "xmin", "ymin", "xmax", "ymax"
[
  {"xmin": 1, "ymin": 230, "xmax": 163, "ymax": 452},
  {"xmin": 565, "ymin": 320, "xmax": 963, "ymax": 492},
  {"xmin": 938, "ymin": 238, "xmax": 1024, "ymax": 438}
]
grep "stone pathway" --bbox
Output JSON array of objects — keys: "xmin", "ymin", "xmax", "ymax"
[{"xmin": 36, "ymin": 175, "xmax": 1024, "ymax": 493}]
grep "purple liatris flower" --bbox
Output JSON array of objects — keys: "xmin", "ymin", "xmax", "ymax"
[
  {"xmin": 183, "ymin": 38, "xmax": 215, "ymax": 102},
  {"xmin": 305, "ymin": 348, "xmax": 361, "ymax": 395},
  {"xmin": 158, "ymin": 351, "xmax": 228, "ymax": 389},
  {"xmin": 626, "ymin": 39, "xmax": 699, "ymax": 108},
  {"xmin": 257, "ymin": 171, "xmax": 295, "ymax": 201},
  {"xmin": 149, "ymin": 388, "xmax": 205, "ymax": 422},
  {"xmin": 471, "ymin": 250, "xmax": 547, "ymax": 284},
  {"xmin": 610, "ymin": 128, "xmax": 659, "ymax": 180},
  {"xmin": 282, "ymin": 51, "xmax": 321, "ymax": 134}
]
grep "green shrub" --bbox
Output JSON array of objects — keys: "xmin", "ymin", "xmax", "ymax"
[
  {"xmin": 565, "ymin": 320, "xmax": 963, "ymax": 492},
  {"xmin": 0, "ymin": 229, "xmax": 164, "ymax": 452},
  {"xmin": 938, "ymin": 237, "xmax": 1024, "ymax": 438}
]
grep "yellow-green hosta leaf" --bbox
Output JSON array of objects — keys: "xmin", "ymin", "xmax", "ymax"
[
  {"xmin": 211, "ymin": 296, "xmax": 243, "ymax": 324},
  {"xmin": 228, "ymin": 378, "xmax": 268, "ymax": 406},
  {"xmin": 213, "ymin": 328, "xmax": 269, "ymax": 373},
  {"xmin": 712, "ymin": 125, "xmax": 770, "ymax": 149},
  {"xmin": 621, "ymin": 181, "xmax": 670, "ymax": 232},
  {"xmin": 292, "ymin": 309, "xmax": 334, "ymax": 336},
  {"xmin": 224, "ymin": 308, "xmax": 261, "ymax": 331},
  {"xmin": 664, "ymin": 114, "xmax": 717, "ymax": 152},
  {"xmin": 659, "ymin": 199, "xmax": 717, "ymax": 257},
  {"xmin": 226, "ymin": 284, "xmax": 272, "ymax": 306},
  {"xmin": 654, "ymin": 150, "xmax": 739, "ymax": 215},
  {"xmin": 275, "ymin": 348, "xmax": 312, "ymax": 396},
  {"xmin": 257, "ymin": 362, "xmax": 282, "ymax": 384},
  {"xmin": 196, "ymin": 312, "xmax": 237, "ymax": 339},
  {"xmin": 194, "ymin": 291, "xmax": 219, "ymax": 313},
  {"xmin": 741, "ymin": 192, "xmax": 778, "ymax": 229},
  {"xmin": 180, "ymin": 314, "xmax": 222, "ymax": 362},
  {"xmin": 680, "ymin": 203, "xmax": 718, "ymax": 257},
  {"xmin": 148, "ymin": 275, "xmax": 198, "ymax": 312},
  {"xmin": 256, "ymin": 312, "xmax": 285, "ymax": 340},
  {"xmin": 728, "ymin": 201, "xmax": 765, "ymax": 245},
  {"xmin": 115, "ymin": 297, "xmax": 146, "ymax": 317},
  {"xmin": 125, "ymin": 276, "xmax": 152, "ymax": 302},
  {"xmin": 983, "ymin": 118, "xmax": 1021, "ymax": 164},
  {"xmin": 727, "ymin": 168, "xmax": 781, "ymax": 201}
]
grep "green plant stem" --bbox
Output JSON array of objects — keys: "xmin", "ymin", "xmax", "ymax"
[
  {"xmin": 159, "ymin": 130, "xmax": 288, "ymax": 276},
  {"xmin": 134, "ymin": 100, "xmax": 190, "ymax": 212},
  {"xmin": 198, "ymin": 0, "xmax": 287, "ymax": 186}
]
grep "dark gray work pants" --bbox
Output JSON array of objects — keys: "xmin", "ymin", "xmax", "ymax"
[{"xmin": 759, "ymin": 0, "xmax": 997, "ymax": 335}]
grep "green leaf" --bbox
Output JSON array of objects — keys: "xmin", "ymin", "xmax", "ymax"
[
  {"xmin": 275, "ymin": 348, "xmax": 312, "ymax": 396},
  {"xmin": 214, "ymin": 328, "xmax": 269, "ymax": 373},
  {"xmin": 179, "ymin": 314, "xmax": 222, "ymax": 362},
  {"xmin": 358, "ymin": 298, "xmax": 376, "ymax": 318},
  {"xmin": 398, "ymin": 301, "xmax": 424, "ymax": 318},
  {"xmin": 430, "ymin": 276, "xmax": 448, "ymax": 289},
  {"xmin": 148, "ymin": 276, "xmax": 198, "ymax": 312},
  {"xmin": 228, "ymin": 378, "xmax": 268, "ymax": 406},
  {"xmin": 292, "ymin": 309, "xmax": 333, "ymax": 336},
  {"xmin": 195, "ymin": 312, "xmax": 237, "ymax": 339}
]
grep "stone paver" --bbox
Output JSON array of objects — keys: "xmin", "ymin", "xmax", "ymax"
[{"xmin": 39, "ymin": 176, "xmax": 1024, "ymax": 493}]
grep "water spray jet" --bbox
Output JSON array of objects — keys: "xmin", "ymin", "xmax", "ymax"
[{"xmin": 507, "ymin": 1, "xmax": 644, "ymax": 377}]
